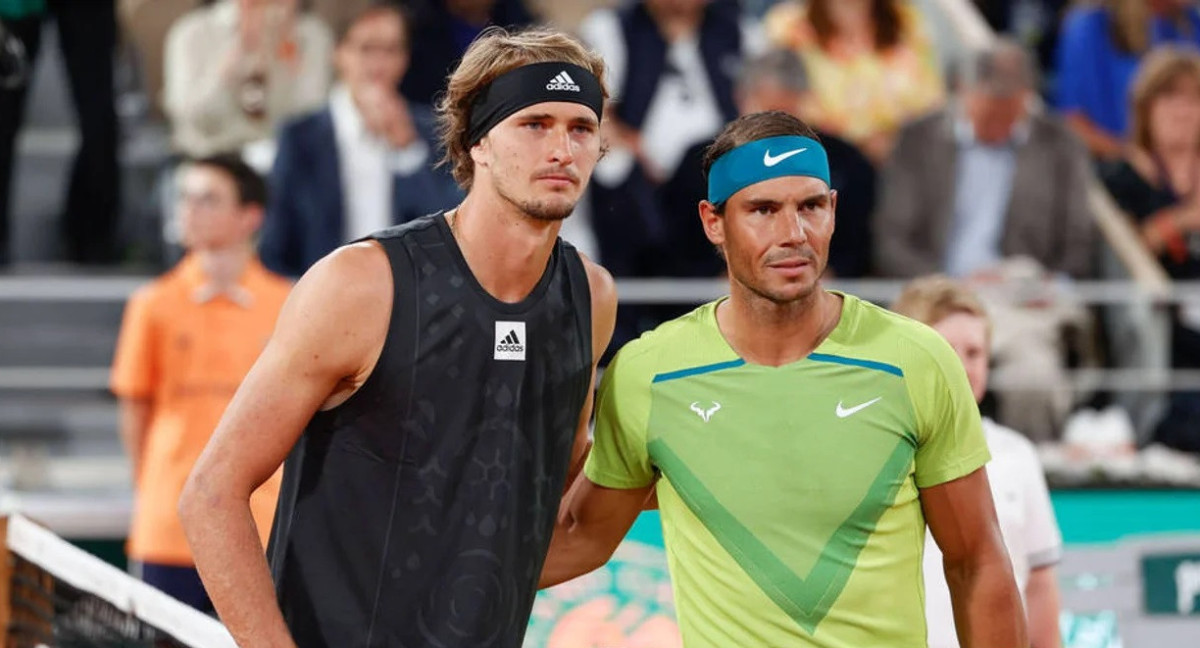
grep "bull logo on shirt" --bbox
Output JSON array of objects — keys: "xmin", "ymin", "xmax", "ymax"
[{"xmin": 689, "ymin": 401, "xmax": 721, "ymax": 423}]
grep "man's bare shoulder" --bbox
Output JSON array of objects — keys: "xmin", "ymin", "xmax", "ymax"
[
  {"xmin": 296, "ymin": 241, "xmax": 394, "ymax": 308},
  {"xmin": 273, "ymin": 241, "xmax": 394, "ymax": 377},
  {"xmin": 579, "ymin": 253, "xmax": 616, "ymax": 307},
  {"xmin": 579, "ymin": 253, "xmax": 618, "ymax": 356}
]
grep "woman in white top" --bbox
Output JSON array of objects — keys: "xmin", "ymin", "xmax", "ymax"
[{"xmin": 893, "ymin": 275, "xmax": 1064, "ymax": 648}]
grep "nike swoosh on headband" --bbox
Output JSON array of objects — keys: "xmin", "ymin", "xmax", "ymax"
[
  {"xmin": 707, "ymin": 135, "xmax": 829, "ymax": 204},
  {"xmin": 763, "ymin": 148, "xmax": 808, "ymax": 167}
]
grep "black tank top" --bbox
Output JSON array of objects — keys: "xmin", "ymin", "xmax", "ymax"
[{"xmin": 267, "ymin": 213, "xmax": 593, "ymax": 647}]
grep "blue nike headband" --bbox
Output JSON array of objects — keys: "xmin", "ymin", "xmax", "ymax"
[{"xmin": 706, "ymin": 135, "xmax": 831, "ymax": 205}]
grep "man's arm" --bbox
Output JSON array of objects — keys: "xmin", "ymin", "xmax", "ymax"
[
  {"xmin": 560, "ymin": 257, "xmax": 618, "ymax": 489},
  {"xmin": 538, "ymin": 258, "xmax": 631, "ymax": 587},
  {"xmin": 178, "ymin": 242, "xmax": 391, "ymax": 648},
  {"xmin": 1026, "ymin": 565, "xmax": 1062, "ymax": 648},
  {"xmin": 540, "ymin": 476, "xmax": 655, "ymax": 588},
  {"xmin": 542, "ymin": 274, "xmax": 658, "ymax": 589},
  {"xmin": 922, "ymin": 467, "xmax": 1028, "ymax": 648},
  {"xmin": 117, "ymin": 398, "xmax": 152, "ymax": 485}
]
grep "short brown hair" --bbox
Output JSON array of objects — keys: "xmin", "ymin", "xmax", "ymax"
[
  {"xmin": 334, "ymin": 4, "xmax": 408, "ymax": 48},
  {"xmin": 808, "ymin": 0, "xmax": 904, "ymax": 52},
  {"xmin": 186, "ymin": 153, "xmax": 268, "ymax": 207},
  {"xmin": 436, "ymin": 26, "xmax": 608, "ymax": 189},
  {"xmin": 891, "ymin": 275, "xmax": 992, "ymax": 342},
  {"xmin": 701, "ymin": 111, "xmax": 820, "ymax": 206},
  {"xmin": 1129, "ymin": 46, "xmax": 1200, "ymax": 152}
]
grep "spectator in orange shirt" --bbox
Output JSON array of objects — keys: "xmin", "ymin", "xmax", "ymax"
[{"xmin": 110, "ymin": 154, "xmax": 291, "ymax": 613}]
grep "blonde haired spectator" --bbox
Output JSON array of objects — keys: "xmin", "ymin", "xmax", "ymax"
[
  {"xmin": 893, "ymin": 275, "xmax": 1064, "ymax": 648},
  {"xmin": 1102, "ymin": 45, "xmax": 1200, "ymax": 452},
  {"xmin": 164, "ymin": 0, "xmax": 333, "ymax": 157},
  {"xmin": 179, "ymin": 27, "xmax": 616, "ymax": 646},
  {"xmin": 764, "ymin": 0, "xmax": 944, "ymax": 162}
]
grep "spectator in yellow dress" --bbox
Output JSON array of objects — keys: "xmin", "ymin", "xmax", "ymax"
[{"xmin": 764, "ymin": 0, "xmax": 945, "ymax": 162}]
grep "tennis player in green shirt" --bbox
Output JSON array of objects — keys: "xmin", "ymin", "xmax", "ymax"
[{"xmin": 540, "ymin": 111, "xmax": 1027, "ymax": 648}]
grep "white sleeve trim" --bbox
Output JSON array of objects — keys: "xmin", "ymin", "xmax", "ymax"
[{"xmin": 1028, "ymin": 546, "xmax": 1063, "ymax": 569}]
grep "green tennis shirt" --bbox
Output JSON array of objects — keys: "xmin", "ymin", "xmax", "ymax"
[{"xmin": 584, "ymin": 293, "xmax": 990, "ymax": 648}]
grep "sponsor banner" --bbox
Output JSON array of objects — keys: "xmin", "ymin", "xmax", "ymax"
[{"xmin": 1142, "ymin": 553, "xmax": 1200, "ymax": 616}]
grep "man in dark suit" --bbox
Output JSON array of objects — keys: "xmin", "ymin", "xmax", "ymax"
[
  {"xmin": 875, "ymin": 39, "xmax": 1097, "ymax": 442},
  {"xmin": 663, "ymin": 48, "xmax": 878, "ymax": 279},
  {"xmin": 874, "ymin": 38, "xmax": 1094, "ymax": 281},
  {"xmin": 260, "ymin": 4, "xmax": 461, "ymax": 277}
]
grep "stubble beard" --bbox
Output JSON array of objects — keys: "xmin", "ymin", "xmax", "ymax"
[
  {"xmin": 724, "ymin": 254, "xmax": 830, "ymax": 309},
  {"xmin": 729, "ymin": 248, "xmax": 824, "ymax": 307},
  {"xmin": 740, "ymin": 274, "xmax": 820, "ymax": 307},
  {"xmin": 495, "ymin": 180, "xmax": 577, "ymax": 222}
]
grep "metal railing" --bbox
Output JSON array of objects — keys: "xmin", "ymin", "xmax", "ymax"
[
  {"xmin": 2, "ymin": 275, "xmax": 1199, "ymax": 305},
  {"xmin": 0, "ymin": 275, "xmax": 1198, "ymax": 396}
]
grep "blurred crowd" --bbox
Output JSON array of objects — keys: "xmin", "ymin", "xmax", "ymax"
[{"xmin": 2, "ymin": 0, "xmax": 1200, "ymax": 456}]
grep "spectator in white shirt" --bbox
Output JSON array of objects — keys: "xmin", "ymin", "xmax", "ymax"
[
  {"xmin": 259, "ymin": 3, "xmax": 461, "ymax": 277},
  {"xmin": 893, "ymin": 275, "xmax": 1064, "ymax": 648},
  {"xmin": 163, "ymin": 0, "xmax": 333, "ymax": 158}
]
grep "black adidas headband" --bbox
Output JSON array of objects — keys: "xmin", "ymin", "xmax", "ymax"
[{"xmin": 466, "ymin": 61, "xmax": 605, "ymax": 146}]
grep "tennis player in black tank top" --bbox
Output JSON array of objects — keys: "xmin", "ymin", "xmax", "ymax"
[{"xmin": 180, "ymin": 27, "xmax": 617, "ymax": 648}]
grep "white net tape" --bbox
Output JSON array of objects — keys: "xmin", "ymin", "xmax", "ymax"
[{"xmin": 5, "ymin": 514, "xmax": 235, "ymax": 648}]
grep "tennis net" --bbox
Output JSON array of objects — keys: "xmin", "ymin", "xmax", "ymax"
[{"xmin": 1, "ymin": 514, "xmax": 235, "ymax": 647}]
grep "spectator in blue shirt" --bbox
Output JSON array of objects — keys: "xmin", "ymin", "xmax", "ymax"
[{"xmin": 1056, "ymin": 0, "xmax": 1200, "ymax": 160}]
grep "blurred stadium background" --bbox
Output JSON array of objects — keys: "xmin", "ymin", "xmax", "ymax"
[{"xmin": 1, "ymin": 0, "xmax": 1199, "ymax": 646}]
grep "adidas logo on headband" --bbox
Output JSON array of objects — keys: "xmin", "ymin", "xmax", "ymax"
[
  {"xmin": 546, "ymin": 70, "xmax": 581, "ymax": 92},
  {"xmin": 467, "ymin": 62, "xmax": 603, "ymax": 145}
]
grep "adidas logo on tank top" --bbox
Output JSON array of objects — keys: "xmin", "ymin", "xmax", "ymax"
[{"xmin": 494, "ymin": 321, "xmax": 526, "ymax": 361}]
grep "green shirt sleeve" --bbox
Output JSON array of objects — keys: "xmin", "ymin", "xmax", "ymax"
[
  {"xmin": 909, "ymin": 332, "xmax": 990, "ymax": 489},
  {"xmin": 584, "ymin": 346, "xmax": 656, "ymax": 489}
]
